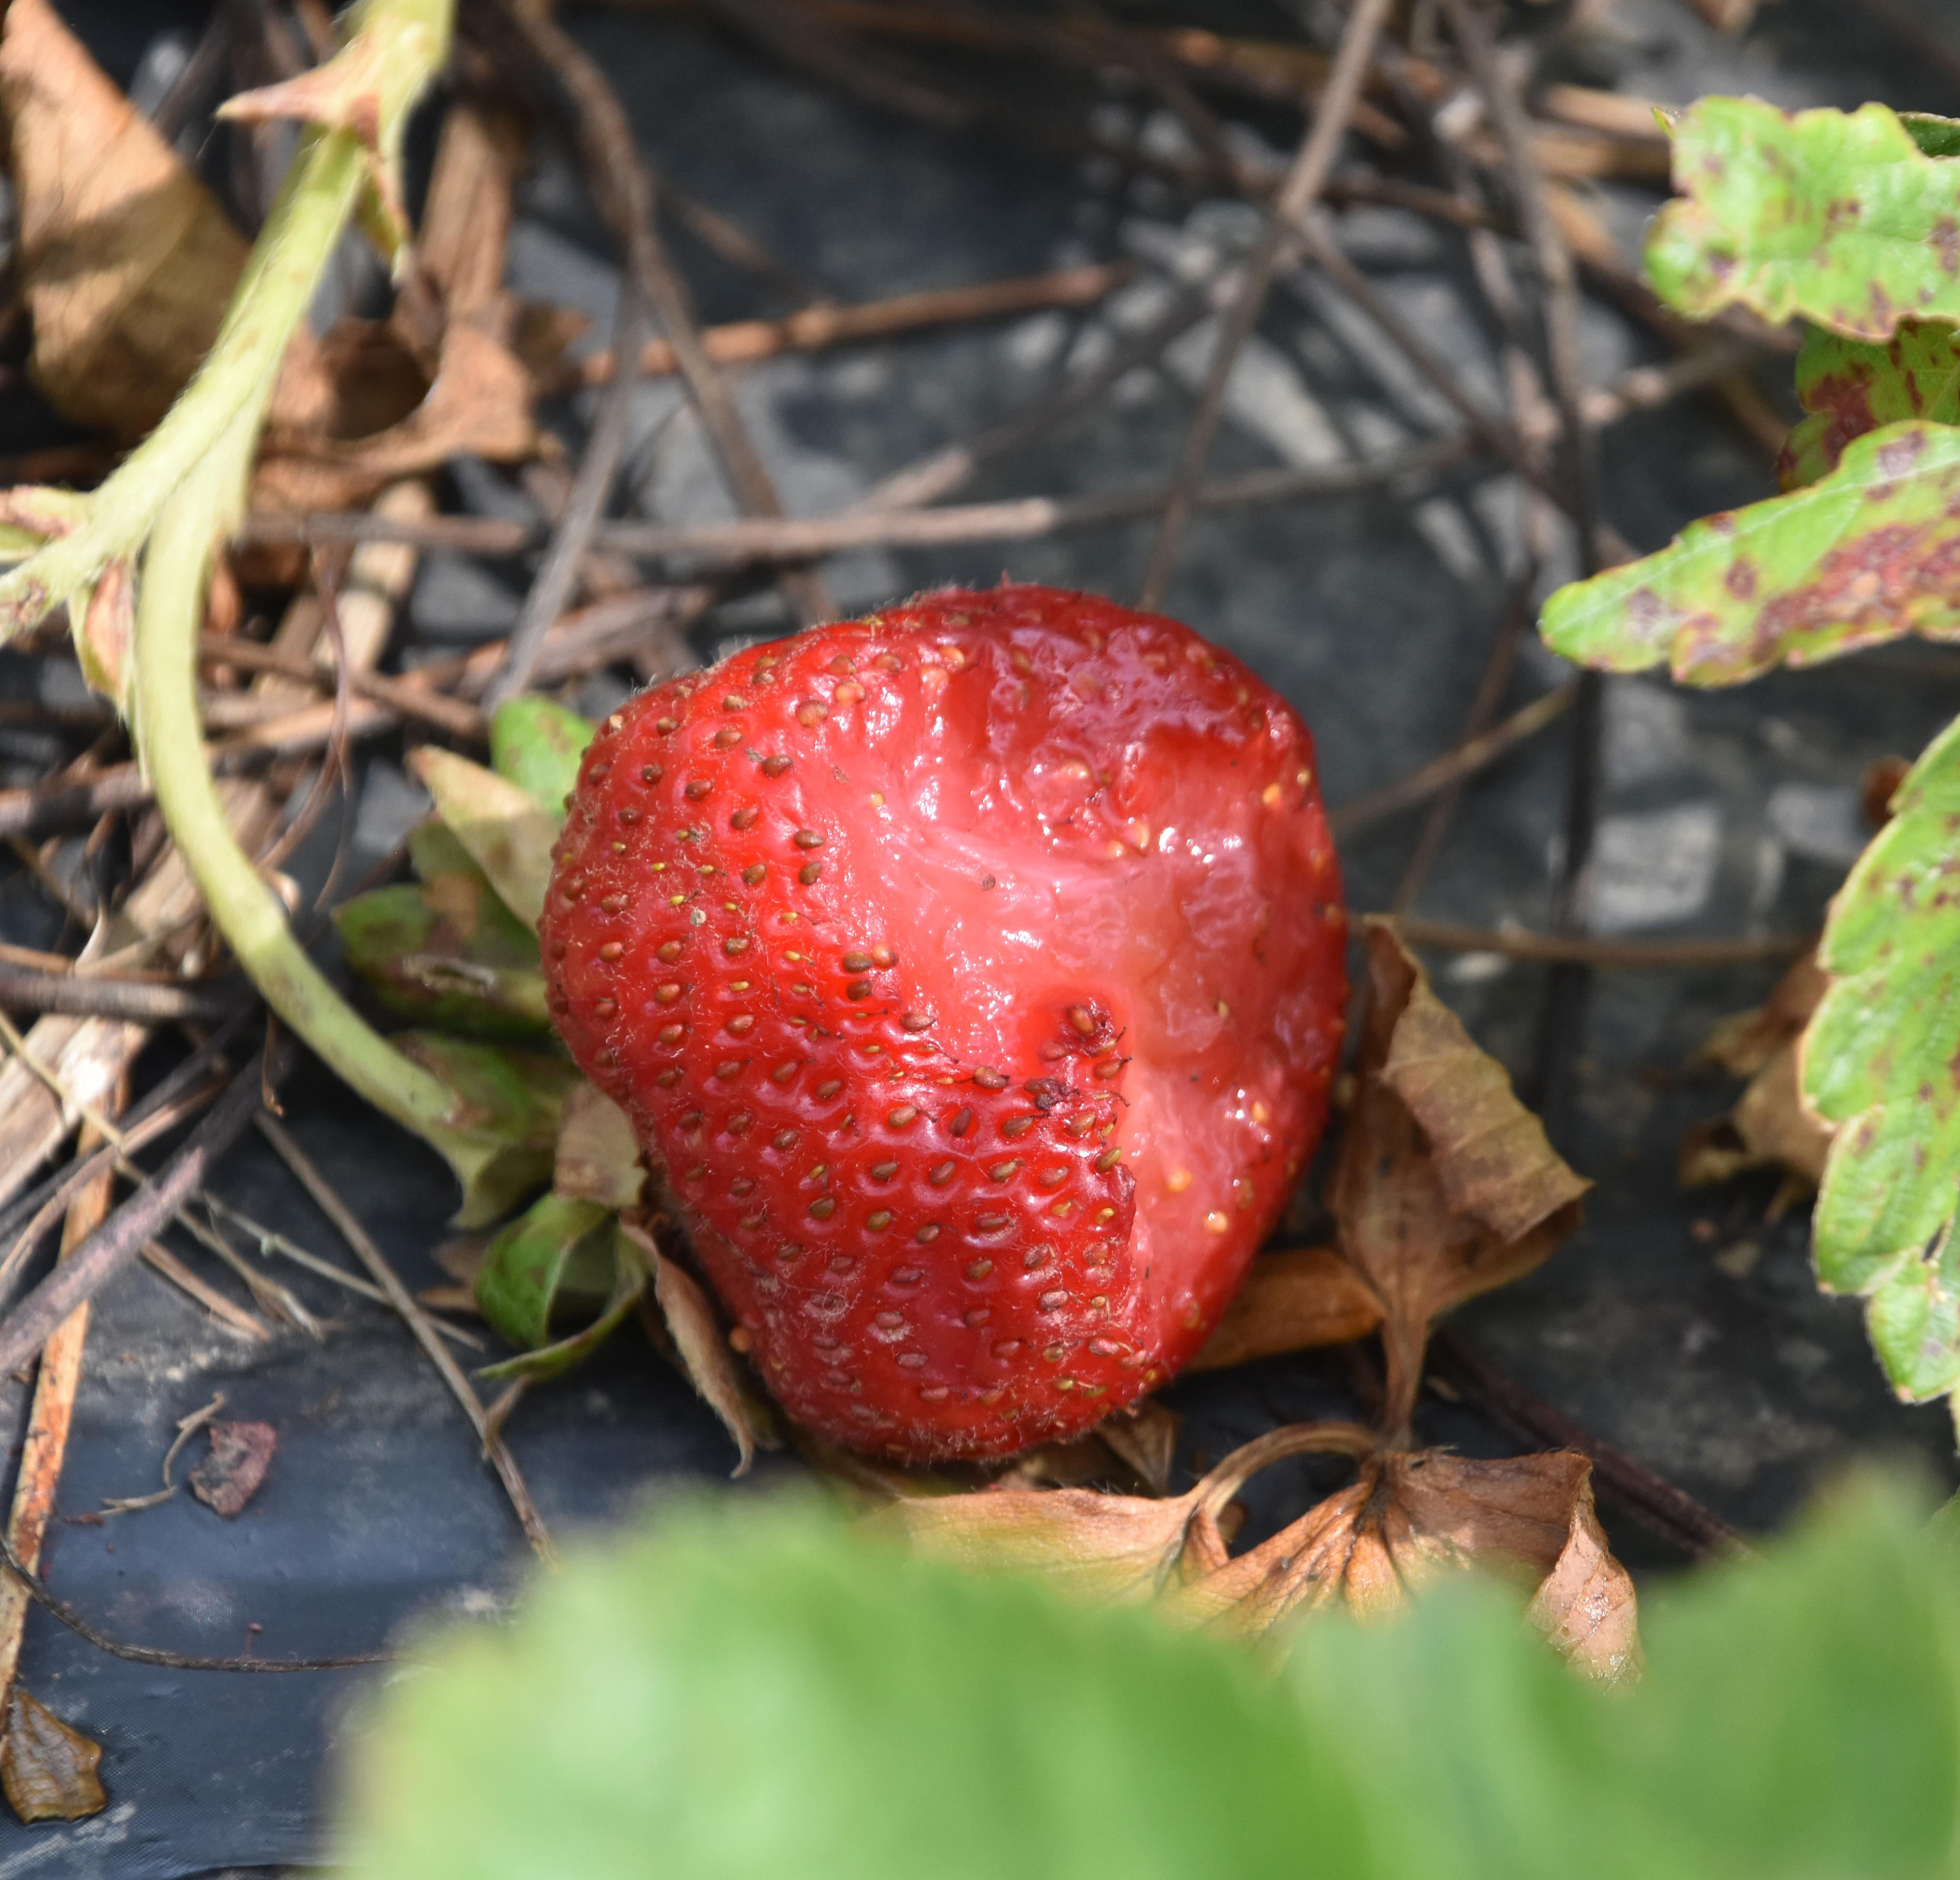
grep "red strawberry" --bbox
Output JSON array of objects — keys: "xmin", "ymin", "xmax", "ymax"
[{"xmin": 542, "ymin": 584, "xmax": 1345, "ymax": 1461}]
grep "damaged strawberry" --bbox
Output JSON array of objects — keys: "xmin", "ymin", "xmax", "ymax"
[{"xmin": 542, "ymin": 584, "xmax": 1346, "ymax": 1459}]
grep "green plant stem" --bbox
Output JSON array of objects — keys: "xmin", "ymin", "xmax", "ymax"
[{"xmin": 132, "ymin": 429, "xmax": 466, "ymax": 1153}]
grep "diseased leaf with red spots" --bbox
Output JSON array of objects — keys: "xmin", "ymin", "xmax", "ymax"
[
  {"xmin": 1645, "ymin": 99, "xmax": 1960, "ymax": 339},
  {"xmin": 1780, "ymin": 322, "xmax": 1960, "ymax": 489},
  {"xmin": 1803, "ymin": 716, "xmax": 1960, "ymax": 1399},
  {"xmin": 1541, "ymin": 421, "xmax": 1960, "ymax": 683}
]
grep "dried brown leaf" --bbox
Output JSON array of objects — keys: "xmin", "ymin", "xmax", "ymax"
[
  {"xmin": 554, "ymin": 1082, "xmax": 645, "ymax": 1212},
  {"xmin": 1170, "ymin": 1448, "xmax": 1638, "ymax": 1680},
  {"xmin": 75, "ymin": 557, "xmax": 132, "ymax": 709},
  {"xmin": 1336, "ymin": 924, "xmax": 1587, "ymax": 1426},
  {"xmin": 887, "ymin": 1421, "xmax": 1376, "ymax": 1604},
  {"xmin": 1, "ymin": 1687, "xmax": 104, "ymax": 1823},
  {"xmin": 1188, "ymin": 1245, "xmax": 1383, "ymax": 1372},
  {"xmin": 1094, "ymin": 1399, "xmax": 1180, "ymax": 1495},
  {"xmin": 0, "ymin": 0, "xmax": 327, "ymax": 439},
  {"xmin": 188, "ymin": 1419, "xmax": 277, "ymax": 1519},
  {"xmin": 1693, "ymin": 948, "xmax": 1828, "ymax": 1079},
  {"xmin": 622, "ymin": 1224, "xmax": 771, "ymax": 1477}
]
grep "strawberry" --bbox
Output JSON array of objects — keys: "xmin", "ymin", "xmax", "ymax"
[{"xmin": 542, "ymin": 585, "xmax": 1346, "ymax": 1461}]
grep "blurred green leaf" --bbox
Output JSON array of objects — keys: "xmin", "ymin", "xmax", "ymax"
[
  {"xmin": 1780, "ymin": 322, "xmax": 1960, "ymax": 488},
  {"xmin": 1645, "ymin": 99, "xmax": 1960, "ymax": 338},
  {"xmin": 475, "ymin": 1191, "xmax": 613, "ymax": 1352},
  {"xmin": 490, "ymin": 696, "xmax": 593, "ymax": 817},
  {"xmin": 1541, "ymin": 420, "xmax": 1960, "ymax": 684},
  {"xmin": 337, "ymin": 1495, "xmax": 1359, "ymax": 1880},
  {"xmin": 336, "ymin": 1478, "xmax": 1960, "ymax": 1880},
  {"xmin": 335, "ymin": 879, "xmax": 550, "ymax": 1042},
  {"xmin": 410, "ymin": 747, "xmax": 556, "ymax": 931},
  {"xmin": 479, "ymin": 1221, "xmax": 645, "ymax": 1383},
  {"xmin": 394, "ymin": 1032, "xmax": 580, "ymax": 1227}
]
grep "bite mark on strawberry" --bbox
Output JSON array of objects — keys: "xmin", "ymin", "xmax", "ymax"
[{"xmin": 542, "ymin": 584, "xmax": 1346, "ymax": 1460}]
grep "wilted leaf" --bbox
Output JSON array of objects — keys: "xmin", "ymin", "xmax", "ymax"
[
  {"xmin": 886, "ymin": 1422, "xmax": 1374, "ymax": 1604},
  {"xmin": 1, "ymin": 1687, "xmax": 104, "ymax": 1823},
  {"xmin": 1337, "ymin": 924, "xmax": 1587, "ymax": 1425},
  {"xmin": 1779, "ymin": 321, "xmax": 1960, "ymax": 489},
  {"xmin": 479, "ymin": 1225, "xmax": 646, "ymax": 1385},
  {"xmin": 1695, "ymin": 949, "xmax": 1830, "ymax": 1079},
  {"xmin": 491, "ymin": 697, "xmax": 595, "ymax": 818},
  {"xmin": 1542, "ymin": 422, "xmax": 1960, "ymax": 683},
  {"xmin": 1188, "ymin": 1246, "xmax": 1383, "ymax": 1372},
  {"xmin": 475, "ymin": 1192, "xmax": 613, "ymax": 1352},
  {"xmin": 0, "ymin": 0, "xmax": 328, "ymax": 439},
  {"xmin": 72, "ymin": 557, "xmax": 132, "ymax": 709},
  {"xmin": 623, "ymin": 1224, "xmax": 773, "ymax": 1476},
  {"xmin": 410, "ymin": 749, "xmax": 557, "ymax": 932},
  {"xmin": 1094, "ymin": 1400, "xmax": 1180, "ymax": 1496},
  {"xmin": 1644, "ymin": 98, "xmax": 1960, "ymax": 339},
  {"xmin": 187, "ymin": 1419, "xmax": 278, "ymax": 1519},
  {"xmin": 395, "ymin": 1032, "xmax": 580, "ymax": 1228},
  {"xmin": 1802, "ymin": 718, "xmax": 1960, "ymax": 1396},
  {"xmin": 553, "ymin": 1082, "xmax": 645, "ymax": 1212},
  {"xmin": 1171, "ymin": 1448, "xmax": 1638, "ymax": 1680},
  {"xmin": 336, "ymin": 877, "xmax": 551, "ymax": 1042}
]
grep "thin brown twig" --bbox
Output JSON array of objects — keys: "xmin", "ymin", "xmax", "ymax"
[
  {"xmin": 1391, "ymin": 917, "xmax": 1811, "ymax": 968},
  {"xmin": 0, "ymin": 1052, "xmax": 272, "ymax": 1382},
  {"xmin": 1137, "ymin": 0, "xmax": 1395, "ymax": 608},
  {"xmin": 1331, "ymin": 677, "xmax": 1574, "ymax": 841},
  {"xmin": 196, "ymin": 635, "xmax": 483, "ymax": 740},
  {"xmin": 0, "ymin": 965, "xmax": 246, "ymax": 1024},
  {"xmin": 256, "ymin": 1115, "xmax": 560, "ymax": 1566},
  {"xmin": 562, "ymin": 262, "xmax": 1135, "ymax": 389}
]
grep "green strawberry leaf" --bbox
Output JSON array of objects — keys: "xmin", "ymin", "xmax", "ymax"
[
  {"xmin": 394, "ymin": 1032, "xmax": 581, "ymax": 1227},
  {"xmin": 1779, "ymin": 321, "xmax": 1960, "ymax": 489},
  {"xmin": 478, "ymin": 1221, "xmax": 646, "ymax": 1383},
  {"xmin": 1803, "ymin": 719, "xmax": 1960, "ymax": 1395},
  {"xmin": 1541, "ymin": 419, "xmax": 1960, "ymax": 684},
  {"xmin": 489, "ymin": 696, "xmax": 594, "ymax": 817},
  {"xmin": 474, "ymin": 1191, "xmax": 613, "ymax": 1351},
  {"xmin": 1645, "ymin": 98, "xmax": 1960, "ymax": 338},
  {"xmin": 409, "ymin": 748, "xmax": 557, "ymax": 931},
  {"xmin": 334, "ymin": 1494, "xmax": 1365, "ymax": 1880},
  {"xmin": 335, "ymin": 879, "xmax": 550, "ymax": 1042},
  {"xmin": 335, "ymin": 1479, "xmax": 1960, "ymax": 1880}
]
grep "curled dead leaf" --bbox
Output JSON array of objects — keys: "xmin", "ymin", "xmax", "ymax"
[
  {"xmin": 1094, "ymin": 1399, "xmax": 1180, "ymax": 1496},
  {"xmin": 1169, "ymin": 1448, "xmax": 1638, "ymax": 1681},
  {"xmin": 187, "ymin": 1419, "xmax": 278, "ymax": 1519},
  {"xmin": 1340, "ymin": 924, "xmax": 1589, "ymax": 1427},
  {"xmin": 884, "ymin": 1421, "xmax": 1376, "ymax": 1604},
  {"xmin": 622, "ymin": 1223, "xmax": 775, "ymax": 1477},
  {"xmin": 74, "ymin": 557, "xmax": 133, "ymax": 709},
  {"xmin": 0, "ymin": 0, "xmax": 328, "ymax": 439},
  {"xmin": 555, "ymin": 1083, "xmax": 646, "ymax": 1212},
  {"xmin": 1, "ymin": 1686, "xmax": 105, "ymax": 1823},
  {"xmin": 1189, "ymin": 1245, "xmax": 1383, "ymax": 1372},
  {"xmin": 1682, "ymin": 950, "xmax": 1832, "ymax": 1198}
]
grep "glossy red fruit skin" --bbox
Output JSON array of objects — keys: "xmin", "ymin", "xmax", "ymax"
[{"xmin": 543, "ymin": 585, "xmax": 1345, "ymax": 1461}]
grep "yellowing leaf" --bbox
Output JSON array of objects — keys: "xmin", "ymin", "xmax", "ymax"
[
  {"xmin": 410, "ymin": 749, "xmax": 557, "ymax": 932},
  {"xmin": 1645, "ymin": 99, "xmax": 1960, "ymax": 339},
  {"xmin": 554, "ymin": 1083, "xmax": 645, "ymax": 1212}
]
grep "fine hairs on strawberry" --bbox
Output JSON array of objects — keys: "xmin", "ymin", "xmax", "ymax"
[{"xmin": 544, "ymin": 584, "xmax": 1347, "ymax": 1461}]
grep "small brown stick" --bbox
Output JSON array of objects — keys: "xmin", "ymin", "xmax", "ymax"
[
  {"xmin": 0, "ymin": 1525, "xmax": 389, "ymax": 1671},
  {"xmin": 255, "ymin": 1116, "xmax": 559, "ymax": 1566},
  {"xmin": 1137, "ymin": 0, "xmax": 1395, "ymax": 608},
  {"xmin": 1331, "ymin": 678, "xmax": 1574, "ymax": 841},
  {"xmin": 195, "ymin": 635, "xmax": 483, "ymax": 740},
  {"xmin": 0, "ymin": 966, "xmax": 245, "ymax": 1024},
  {"xmin": 0, "ymin": 1054, "xmax": 270, "ymax": 1383},
  {"xmin": 564, "ymin": 262, "xmax": 1134, "ymax": 389},
  {"xmin": 139, "ymin": 1241, "xmax": 272, "ymax": 1342},
  {"xmin": 0, "ymin": 1101, "xmax": 120, "ymax": 1727},
  {"xmin": 1427, "ymin": 1331, "xmax": 1747, "ymax": 1558},
  {"xmin": 1392, "ymin": 917, "xmax": 1811, "ymax": 968}
]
